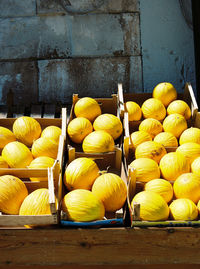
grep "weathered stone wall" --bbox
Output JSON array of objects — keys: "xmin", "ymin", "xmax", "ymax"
[{"xmin": 0, "ymin": 0, "xmax": 141, "ymax": 106}]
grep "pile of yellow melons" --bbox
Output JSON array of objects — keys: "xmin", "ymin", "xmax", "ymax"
[
  {"xmin": 126, "ymin": 82, "xmax": 200, "ymax": 222},
  {"xmin": 0, "ymin": 116, "xmax": 61, "ymax": 217},
  {"xmin": 62, "ymin": 157, "xmax": 127, "ymax": 222},
  {"xmin": 67, "ymin": 97, "xmax": 123, "ymax": 153}
]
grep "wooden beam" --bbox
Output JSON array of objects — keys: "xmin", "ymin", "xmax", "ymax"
[{"xmin": 0, "ymin": 228, "xmax": 200, "ymax": 266}]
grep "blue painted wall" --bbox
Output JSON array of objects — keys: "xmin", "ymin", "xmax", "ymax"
[{"xmin": 140, "ymin": 0, "xmax": 196, "ymax": 94}]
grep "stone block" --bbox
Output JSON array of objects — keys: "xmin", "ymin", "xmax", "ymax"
[
  {"xmin": 0, "ymin": 62, "xmax": 38, "ymax": 105},
  {"xmin": 0, "ymin": 16, "xmax": 71, "ymax": 60},
  {"xmin": 38, "ymin": 56, "xmax": 142, "ymax": 103},
  {"xmin": 37, "ymin": 0, "xmax": 139, "ymax": 15},
  {"xmin": 0, "ymin": 0, "xmax": 36, "ymax": 18}
]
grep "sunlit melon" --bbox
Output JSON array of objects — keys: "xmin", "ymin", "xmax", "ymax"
[
  {"xmin": 154, "ymin": 132, "xmax": 178, "ymax": 148},
  {"xmin": 167, "ymin": 100, "xmax": 191, "ymax": 120},
  {"xmin": 144, "ymin": 178, "xmax": 173, "ymax": 203},
  {"xmin": 2, "ymin": 141, "xmax": 33, "ymax": 168},
  {"xmin": 31, "ymin": 137, "xmax": 58, "ymax": 159},
  {"xmin": 141, "ymin": 98, "xmax": 166, "ymax": 121},
  {"xmin": 13, "ymin": 116, "xmax": 41, "ymax": 146},
  {"xmin": 0, "ymin": 127, "xmax": 16, "ymax": 150},
  {"xmin": 130, "ymin": 130, "xmax": 152, "ymax": 149},
  {"xmin": 92, "ymin": 173, "xmax": 127, "ymax": 212},
  {"xmin": 67, "ymin": 117, "xmax": 93, "ymax": 144},
  {"xmin": 191, "ymin": 157, "xmax": 200, "ymax": 175},
  {"xmin": 163, "ymin": 113, "xmax": 187, "ymax": 138},
  {"xmin": 74, "ymin": 97, "xmax": 101, "ymax": 122},
  {"xmin": 62, "ymin": 189, "xmax": 105, "ymax": 222},
  {"xmin": 135, "ymin": 141, "xmax": 167, "ymax": 164},
  {"xmin": 130, "ymin": 158, "xmax": 160, "ymax": 183},
  {"xmin": 82, "ymin": 130, "xmax": 115, "ymax": 153},
  {"xmin": 0, "ymin": 175, "xmax": 28, "ymax": 214},
  {"xmin": 139, "ymin": 118, "xmax": 163, "ymax": 138},
  {"xmin": 153, "ymin": 82, "xmax": 177, "ymax": 107},
  {"xmin": 173, "ymin": 173, "xmax": 200, "ymax": 203},
  {"xmin": 159, "ymin": 152, "xmax": 190, "ymax": 181},
  {"xmin": 93, "ymin": 114, "xmax": 123, "ymax": 140},
  {"xmin": 176, "ymin": 142, "xmax": 200, "ymax": 165},
  {"xmin": 41, "ymin": 126, "xmax": 62, "ymax": 143},
  {"xmin": 131, "ymin": 191, "xmax": 169, "ymax": 221},
  {"xmin": 125, "ymin": 101, "xmax": 142, "ymax": 121},
  {"xmin": 179, "ymin": 127, "xmax": 200, "ymax": 145},
  {"xmin": 169, "ymin": 198, "xmax": 198, "ymax": 221},
  {"xmin": 64, "ymin": 157, "xmax": 99, "ymax": 191}
]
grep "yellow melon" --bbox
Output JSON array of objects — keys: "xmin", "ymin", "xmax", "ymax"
[
  {"xmin": 0, "ymin": 156, "xmax": 9, "ymax": 168},
  {"xmin": 125, "ymin": 101, "xmax": 142, "ymax": 121},
  {"xmin": 159, "ymin": 152, "xmax": 190, "ymax": 181},
  {"xmin": 2, "ymin": 141, "xmax": 33, "ymax": 168},
  {"xmin": 31, "ymin": 137, "xmax": 58, "ymax": 159},
  {"xmin": 0, "ymin": 127, "xmax": 16, "ymax": 150},
  {"xmin": 135, "ymin": 141, "xmax": 167, "ymax": 164},
  {"xmin": 141, "ymin": 98, "xmax": 166, "ymax": 121},
  {"xmin": 41, "ymin": 126, "xmax": 62, "ymax": 143},
  {"xmin": 131, "ymin": 191, "xmax": 169, "ymax": 221},
  {"xmin": 176, "ymin": 142, "xmax": 200, "ymax": 165},
  {"xmin": 67, "ymin": 117, "xmax": 93, "ymax": 144},
  {"xmin": 62, "ymin": 189, "xmax": 105, "ymax": 222},
  {"xmin": 74, "ymin": 97, "xmax": 101, "ymax": 122},
  {"xmin": 167, "ymin": 100, "xmax": 191, "ymax": 120},
  {"xmin": 0, "ymin": 175, "xmax": 28, "ymax": 214},
  {"xmin": 144, "ymin": 178, "xmax": 173, "ymax": 203},
  {"xmin": 139, "ymin": 118, "xmax": 163, "ymax": 138},
  {"xmin": 93, "ymin": 114, "xmax": 122, "ymax": 140},
  {"xmin": 191, "ymin": 157, "xmax": 200, "ymax": 175},
  {"xmin": 19, "ymin": 188, "xmax": 54, "ymax": 215},
  {"xmin": 163, "ymin": 113, "xmax": 187, "ymax": 138},
  {"xmin": 13, "ymin": 116, "xmax": 41, "ymax": 146},
  {"xmin": 169, "ymin": 198, "xmax": 198, "ymax": 221},
  {"xmin": 64, "ymin": 157, "xmax": 99, "ymax": 191},
  {"xmin": 28, "ymin": 156, "xmax": 56, "ymax": 182},
  {"xmin": 173, "ymin": 173, "xmax": 200, "ymax": 203},
  {"xmin": 130, "ymin": 130, "xmax": 152, "ymax": 149},
  {"xmin": 154, "ymin": 132, "xmax": 178, "ymax": 147},
  {"xmin": 130, "ymin": 158, "xmax": 160, "ymax": 183},
  {"xmin": 82, "ymin": 130, "xmax": 115, "ymax": 153},
  {"xmin": 92, "ymin": 173, "xmax": 127, "ymax": 212},
  {"xmin": 153, "ymin": 82, "xmax": 177, "ymax": 107},
  {"xmin": 179, "ymin": 127, "xmax": 200, "ymax": 145}
]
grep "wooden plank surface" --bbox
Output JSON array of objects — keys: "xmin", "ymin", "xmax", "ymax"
[{"xmin": 0, "ymin": 228, "xmax": 200, "ymax": 266}]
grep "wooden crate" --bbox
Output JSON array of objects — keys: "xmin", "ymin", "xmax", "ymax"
[
  {"xmin": 121, "ymin": 82, "xmax": 199, "ymax": 169},
  {"xmin": 60, "ymin": 148, "xmax": 134, "ymax": 228},
  {"xmin": 67, "ymin": 93, "xmax": 122, "ymax": 170},
  {"xmin": 0, "ymin": 108, "xmax": 67, "ymax": 227}
]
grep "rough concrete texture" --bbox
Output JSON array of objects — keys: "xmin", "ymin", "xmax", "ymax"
[
  {"xmin": 38, "ymin": 56, "xmax": 142, "ymax": 103},
  {"xmin": 0, "ymin": 13, "xmax": 139, "ymax": 60},
  {"xmin": 0, "ymin": 62, "xmax": 38, "ymax": 105},
  {"xmin": 37, "ymin": 0, "xmax": 139, "ymax": 15},
  {"xmin": 68, "ymin": 13, "xmax": 140, "ymax": 57},
  {"xmin": 0, "ymin": 16, "xmax": 71, "ymax": 60},
  {"xmin": 0, "ymin": 0, "xmax": 36, "ymax": 18},
  {"xmin": 140, "ymin": 0, "xmax": 196, "ymax": 93}
]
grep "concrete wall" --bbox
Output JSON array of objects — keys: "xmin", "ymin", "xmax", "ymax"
[
  {"xmin": 140, "ymin": 0, "xmax": 196, "ymax": 94},
  {"xmin": 0, "ymin": 0, "xmax": 196, "ymax": 106},
  {"xmin": 0, "ymin": 0, "xmax": 141, "ymax": 106}
]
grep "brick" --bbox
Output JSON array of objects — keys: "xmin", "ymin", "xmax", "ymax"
[
  {"xmin": 0, "ymin": 16, "xmax": 71, "ymax": 60},
  {"xmin": 0, "ymin": 62, "xmax": 38, "ymax": 106},
  {"xmin": 0, "ymin": 0, "xmax": 36, "ymax": 18},
  {"xmin": 38, "ymin": 56, "xmax": 142, "ymax": 103},
  {"xmin": 37, "ymin": 0, "xmax": 139, "ymax": 15}
]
